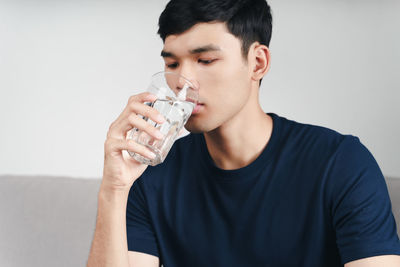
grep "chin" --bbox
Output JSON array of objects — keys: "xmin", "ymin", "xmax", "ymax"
[
  {"xmin": 184, "ymin": 124, "xmax": 206, "ymax": 134},
  {"xmin": 185, "ymin": 115, "xmax": 223, "ymax": 134}
]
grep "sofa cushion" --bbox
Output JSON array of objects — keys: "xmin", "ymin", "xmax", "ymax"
[{"xmin": 0, "ymin": 175, "xmax": 101, "ymax": 267}]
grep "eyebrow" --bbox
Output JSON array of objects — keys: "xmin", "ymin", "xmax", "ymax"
[{"xmin": 161, "ymin": 44, "xmax": 222, "ymax": 58}]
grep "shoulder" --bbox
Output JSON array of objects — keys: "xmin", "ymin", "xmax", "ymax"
[
  {"xmin": 272, "ymin": 114, "xmax": 380, "ymax": 186},
  {"xmin": 326, "ymin": 133, "xmax": 385, "ymax": 201},
  {"xmin": 280, "ymin": 114, "xmax": 380, "ymax": 175},
  {"xmin": 274, "ymin": 113, "xmax": 351, "ymax": 159}
]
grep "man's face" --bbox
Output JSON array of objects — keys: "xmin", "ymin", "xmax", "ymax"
[{"xmin": 162, "ymin": 22, "xmax": 254, "ymax": 133}]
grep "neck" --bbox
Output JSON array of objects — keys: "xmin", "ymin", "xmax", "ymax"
[{"xmin": 203, "ymin": 89, "xmax": 273, "ymax": 170}]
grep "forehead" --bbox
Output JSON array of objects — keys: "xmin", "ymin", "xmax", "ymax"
[{"xmin": 163, "ymin": 22, "xmax": 241, "ymax": 55}]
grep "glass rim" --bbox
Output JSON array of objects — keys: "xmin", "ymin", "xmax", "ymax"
[{"xmin": 151, "ymin": 71, "xmax": 198, "ymax": 90}]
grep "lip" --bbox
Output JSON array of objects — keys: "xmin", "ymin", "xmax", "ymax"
[{"xmin": 192, "ymin": 103, "xmax": 204, "ymax": 114}]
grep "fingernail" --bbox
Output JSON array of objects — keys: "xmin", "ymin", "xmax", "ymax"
[
  {"xmin": 156, "ymin": 114, "xmax": 166, "ymax": 123},
  {"xmin": 148, "ymin": 151, "xmax": 157, "ymax": 159},
  {"xmin": 155, "ymin": 130, "xmax": 165, "ymax": 139}
]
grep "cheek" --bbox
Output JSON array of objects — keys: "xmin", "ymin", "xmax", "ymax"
[
  {"xmin": 217, "ymin": 61, "xmax": 251, "ymax": 100},
  {"xmin": 195, "ymin": 57, "xmax": 251, "ymax": 111},
  {"xmin": 200, "ymin": 61, "xmax": 248, "ymax": 92}
]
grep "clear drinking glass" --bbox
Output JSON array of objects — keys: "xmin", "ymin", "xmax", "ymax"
[{"xmin": 127, "ymin": 71, "xmax": 199, "ymax": 166}]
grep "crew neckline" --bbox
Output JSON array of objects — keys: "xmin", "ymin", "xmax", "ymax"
[{"xmin": 195, "ymin": 112, "xmax": 282, "ymax": 182}]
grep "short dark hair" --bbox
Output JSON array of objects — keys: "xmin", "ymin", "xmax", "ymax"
[{"xmin": 157, "ymin": 0, "xmax": 273, "ymax": 60}]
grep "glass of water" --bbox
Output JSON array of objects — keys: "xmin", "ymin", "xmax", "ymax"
[{"xmin": 127, "ymin": 71, "xmax": 199, "ymax": 166}]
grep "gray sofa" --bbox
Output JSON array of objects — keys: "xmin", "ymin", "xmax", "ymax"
[{"xmin": 0, "ymin": 175, "xmax": 399, "ymax": 267}]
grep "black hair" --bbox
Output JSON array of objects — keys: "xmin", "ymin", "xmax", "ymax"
[{"xmin": 157, "ymin": 0, "xmax": 273, "ymax": 60}]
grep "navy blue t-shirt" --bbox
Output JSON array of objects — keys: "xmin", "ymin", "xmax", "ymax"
[{"xmin": 126, "ymin": 113, "xmax": 400, "ymax": 266}]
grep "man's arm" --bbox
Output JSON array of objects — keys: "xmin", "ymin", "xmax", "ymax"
[
  {"xmin": 345, "ymin": 255, "xmax": 400, "ymax": 266},
  {"xmin": 128, "ymin": 251, "xmax": 159, "ymax": 266},
  {"xmin": 87, "ymin": 92, "xmax": 165, "ymax": 266},
  {"xmin": 87, "ymin": 186, "xmax": 159, "ymax": 267}
]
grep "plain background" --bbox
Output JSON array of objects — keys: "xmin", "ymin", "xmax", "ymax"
[{"xmin": 0, "ymin": 0, "xmax": 399, "ymax": 179}]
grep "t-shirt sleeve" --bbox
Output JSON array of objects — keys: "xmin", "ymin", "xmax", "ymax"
[
  {"xmin": 328, "ymin": 136, "xmax": 400, "ymax": 265},
  {"xmin": 126, "ymin": 177, "xmax": 159, "ymax": 258}
]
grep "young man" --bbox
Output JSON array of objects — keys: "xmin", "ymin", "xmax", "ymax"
[{"xmin": 87, "ymin": 0, "xmax": 400, "ymax": 266}]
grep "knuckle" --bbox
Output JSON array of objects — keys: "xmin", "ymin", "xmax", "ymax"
[
  {"xmin": 104, "ymin": 139, "xmax": 112, "ymax": 153},
  {"xmin": 108, "ymin": 121, "xmax": 115, "ymax": 131},
  {"xmin": 142, "ymin": 92, "xmax": 152, "ymax": 99},
  {"xmin": 127, "ymin": 113, "xmax": 139, "ymax": 125},
  {"xmin": 146, "ymin": 106, "xmax": 159, "ymax": 119},
  {"xmin": 104, "ymin": 137, "xmax": 114, "ymax": 147},
  {"xmin": 106, "ymin": 130, "xmax": 115, "ymax": 140},
  {"xmin": 106, "ymin": 129, "xmax": 114, "ymax": 140},
  {"xmin": 147, "ymin": 123, "xmax": 158, "ymax": 133},
  {"xmin": 129, "ymin": 101, "xmax": 139, "ymax": 112},
  {"xmin": 149, "ymin": 106, "xmax": 159, "ymax": 116},
  {"xmin": 127, "ymin": 139, "xmax": 136, "ymax": 148},
  {"xmin": 128, "ymin": 95, "xmax": 137, "ymax": 103}
]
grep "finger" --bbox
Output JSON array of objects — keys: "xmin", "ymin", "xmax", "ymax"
[
  {"xmin": 105, "ymin": 138, "xmax": 157, "ymax": 160},
  {"xmin": 110, "ymin": 92, "xmax": 158, "ymax": 129},
  {"xmin": 124, "ymin": 113, "xmax": 165, "ymax": 140},
  {"xmin": 127, "ymin": 101, "xmax": 166, "ymax": 123},
  {"xmin": 108, "ymin": 101, "xmax": 166, "ymax": 139}
]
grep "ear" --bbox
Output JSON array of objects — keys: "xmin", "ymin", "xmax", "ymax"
[{"xmin": 250, "ymin": 43, "xmax": 271, "ymax": 82}]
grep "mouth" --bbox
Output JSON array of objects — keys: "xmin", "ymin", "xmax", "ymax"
[{"xmin": 192, "ymin": 103, "xmax": 204, "ymax": 114}]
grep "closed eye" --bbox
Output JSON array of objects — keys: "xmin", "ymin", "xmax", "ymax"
[
  {"xmin": 198, "ymin": 59, "xmax": 217, "ymax": 65},
  {"xmin": 166, "ymin": 62, "xmax": 179, "ymax": 69}
]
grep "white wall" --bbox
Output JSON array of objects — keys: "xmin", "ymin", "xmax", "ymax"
[{"xmin": 0, "ymin": 0, "xmax": 399, "ymax": 179}]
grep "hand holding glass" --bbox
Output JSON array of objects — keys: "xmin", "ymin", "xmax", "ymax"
[{"xmin": 127, "ymin": 71, "xmax": 198, "ymax": 166}]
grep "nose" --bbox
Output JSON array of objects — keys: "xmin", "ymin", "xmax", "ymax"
[
  {"xmin": 176, "ymin": 76, "xmax": 188, "ymax": 91},
  {"xmin": 169, "ymin": 69, "xmax": 199, "ymax": 101},
  {"xmin": 177, "ymin": 74, "xmax": 199, "ymax": 103},
  {"xmin": 175, "ymin": 71, "xmax": 198, "ymax": 91}
]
